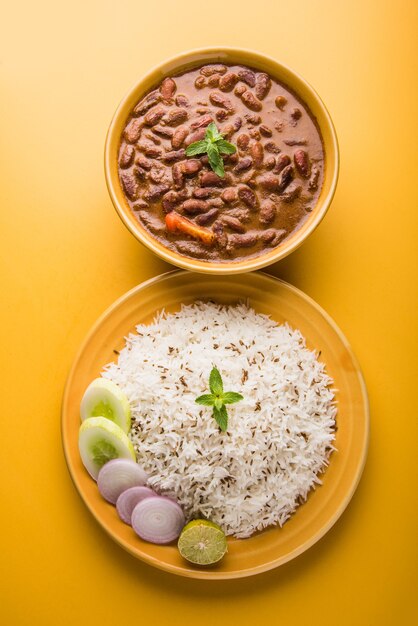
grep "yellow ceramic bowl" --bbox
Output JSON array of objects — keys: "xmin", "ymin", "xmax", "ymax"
[
  {"xmin": 62, "ymin": 271, "xmax": 369, "ymax": 579},
  {"xmin": 104, "ymin": 48, "xmax": 339, "ymax": 274}
]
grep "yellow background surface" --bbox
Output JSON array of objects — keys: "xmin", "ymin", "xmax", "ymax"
[{"xmin": 1, "ymin": 1, "xmax": 417, "ymax": 624}]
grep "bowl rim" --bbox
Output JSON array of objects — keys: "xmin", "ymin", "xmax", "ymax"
[
  {"xmin": 104, "ymin": 46, "xmax": 340, "ymax": 274},
  {"xmin": 61, "ymin": 269, "xmax": 369, "ymax": 579}
]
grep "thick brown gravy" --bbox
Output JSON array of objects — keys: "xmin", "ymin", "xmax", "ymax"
[{"xmin": 118, "ymin": 63, "xmax": 324, "ymax": 262}]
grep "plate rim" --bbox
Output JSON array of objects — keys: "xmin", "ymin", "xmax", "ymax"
[{"xmin": 61, "ymin": 270, "xmax": 369, "ymax": 579}]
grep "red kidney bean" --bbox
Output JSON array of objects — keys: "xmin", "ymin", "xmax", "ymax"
[
  {"xmin": 175, "ymin": 94, "xmax": 190, "ymax": 107},
  {"xmin": 215, "ymin": 109, "xmax": 228, "ymax": 122},
  {"xmin": 261, "ymin": 228, "xmax": 286, "ymax": 246},
  {"xmin": 234, "ymin": 84, "xmax": 247, "ymax": 97},
  {"xmin": 148, "ymin": 165, "xmax": 165, "ymax": 183},
  {"xmin": 233, "ymin": 117, "xmax": 243, "ymax": 131},
  {"xmin": 278, "ymin": 164, "xmax": 294, "ymax": 191},
  {"xmin": 135, "ymin": 154, "xmax": 152, "ymax": 170},
  {"xmin": 184, "ymin": 127, "xmax": 206, "ymax": 146},
  {"xmin": 259, "ymin": 173, "xmax": 279, "ymax": 191},
  {"xmin": 200, "ymin": 171, "xmax": 228, "ymax": 187},
  {"xmin": 245, "ymin": 113, "xmax": 261, "ymax": 125},
  {"xmin": 259, "ymin": 200, "xmax": 276, "ymax": 224},
  {"xmin": 238, "ymin": 186, "xmax": 258, "ymax": 209},
  {"xmin": 160, "ymin": 77, "xmax": 177, "ymax": 100},
  {"xmin": 234, "ymin": 157, "xmax": 253, "ymax": 173},
  {"xmin": 144, "ymin": 106, "xmax": 165, "ymax": 126},
  {"xmin": 227, "ymin": 232, "xmax": 258, "ymax": 249},
  {"xmin": 219, "ymin": 72, "xmax": 239, "ymax": 92},
  {"xmin": 172, "ymin": 162, "xmax": 184, "ymax": 189},
  {"xmin": 162, "ymin": 190, "xmax": 182, "ymax": 212},
  {"xmin": 163, "ymin": 149, "xmax": 186, "ymax": 163},
  {"xmin": 273, "ymin": 154, "xmax": 291, "ymax": 174},
  {"xmin": 119, "ymin": 144, "xmax": 135, "ymax": 169},
  {"xmin": 240, "ymin": 170, "xmax": 258, "ymax": 188},
  {"xmin": 200, "ymin": 155, "xmax": 209, "ymax": 166},
  {"xmin": 193, "ymin": 188, "xmax": 213, "ymax": 199},
  {"xmin": 255, "ymin": 73, "xmax": 271, "ymax": 100},
  {"xmin": 221, "ymin": 187, "xmax": 238, "ymax": 203},
  {"xmin": 182, "ymin": 199, "xmax": 209, "ymax": 215},
  {"xmin": 222, "ymin": 124, "xmax": 234, "ymax": 139},
  {"xmin": 194, "ymin": 76, "xmax": 206, "ymax": 89},
  {"xmin": 225, "ymin": 152, "xmax": 239, "ymax": 164},
  {"xmin": 264, "ymin": 141, "xmax": 281, "ymax": 154},
  {"xmin": 208, "ymin": 74, "xmax": 221, "ymax": 87},
  {"xmin": 237, "ymin": 133, "xmax": 250, "ymax": 151},
  {"xmin": 281, "ymin": 184, "xmax": 302, "ymax": 203},
  {"xmin": 143, "ymin": 184, "xmax": 171, "ymax": 203},
  {"xmin": 275, "ymin": 95, "xmax": 287, "ymax": 109},
  {"xmin": 308, "ymin": 164, "xmax": 320, "ymax": 191},
  {"xmin": 241, "ymin": 91, "xmax": 262, "ymax": 112},
  {"xmin": 133, "ymin": 91, "xmax": 161, "ymax": 116},
  {"xmin": 294, "ymin": 149, "xmax": 311, "ymax": 177},
  {"xmin": 251, "ymin": 142, "xmax": 264, "ymax": 168},
  {"xmin": 165, "ymin": 108, "xmax": 188, "ymax": 126},
  {"xmin": 124, "ymin": 118, "xmax": 142, "ymax": 143},
  {"xmin": 200, "ymin": 64, "xmax": 227, "ymax": 76},
  {"xmin": 144, "ymin": 132, "xmax": 161, "ymax": 145},
  {"xmin": 209, "ymin": 91, "xmax": 234, "ymax": 112},
  {"xmin": 212, "ymin": 220, "xmax": 224, "ymax": 236},
  {"xmin": 141, "ymin": 144, "xmax": 162, "ymax": 158},
  {"xmin": 120, "ymin": 172, "xmax": 138, "ymax": 200},
  {"xmin": 152, "ymin": 125, "xmax": 174, "ymax": 138},
  {"xmin": 237, "ymin": 69, "xmax": 256, "ymax": 87},
  {"xmin": 259, "ymin": 125, "xmax": 272, "ymax": 137},
  {"xmin": 221, "ymin": 215, "xmax": 246, "ymax": 233},
  {"xmin": 191, "ymin": 114, "xmax": 213, "ymax": 129},
  {"xmin": 181, "ymin": 159, "xmax": 202, "ymax": 176},
  {"xmin": 172, "ymin": 126, "xmax": 188, "ymax": 149},
  {"xmin": 207, "ymin": 197, "xmax": 224, "ymax": 208},
  {"xmin": 195, "ymin": 208, "xmax": 219, "ymax": 225},
  {"xmin": 133, "ymin": 200, "xmax": 149, "ymax": 209}
]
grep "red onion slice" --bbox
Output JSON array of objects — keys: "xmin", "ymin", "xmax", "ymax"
[
  {"xmin": 97, "ymin": 458, "xmax": 148, "ymax": 504},
  {"xmin": 131, "ymin": 496, "xmax": 185, "ymax": 544},
  {"xmin": 116, "ymin": 486, "xmax": 155, "ymax": 524}
]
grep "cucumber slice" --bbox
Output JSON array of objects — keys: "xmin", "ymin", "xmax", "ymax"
[
  {"xmin": 80, "ymin": 378, "xmax": 131, "ymax": 433},
  {"xmin": 78, "ymin": 416, "xmax": 136, "ymax": 480}
]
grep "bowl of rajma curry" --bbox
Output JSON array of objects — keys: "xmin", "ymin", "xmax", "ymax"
[{"xmin": 105, "ymin": 47, "xmax": 339, "ymax": 274}]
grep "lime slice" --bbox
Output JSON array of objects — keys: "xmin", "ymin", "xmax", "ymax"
[{"xmin": 178, "ymin": 519, "xmax": 227, "ymax": 565}]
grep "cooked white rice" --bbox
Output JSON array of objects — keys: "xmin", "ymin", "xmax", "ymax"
[{"xmin": 103, "ymin": 301, "xmax": 336, "ymax": 538}]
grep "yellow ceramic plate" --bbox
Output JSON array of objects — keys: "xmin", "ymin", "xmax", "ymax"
[{"xmin": 62, "ymin": 271, "xmax": 369, "ymax": 579}]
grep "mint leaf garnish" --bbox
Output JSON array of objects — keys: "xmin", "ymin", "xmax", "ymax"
[
  {"xmin": 184, "ymin": 140, "xmax": 208, "ymax": 156},
  {"xmin": 195, "ymin": 393, "xmax": 216, "ymax": 406},
  {"xmin": 209, "ymin": 367, "xmax": 223, "ymax": 395},
  {"xmin": 221, "ymin": 391, "xmax": 244, "ymax": 405},
  {"xmin": 213, "ymin": 405, "xmax": 228, "ymax": 432},
  {"xmin": 185, "ymin": 122, "xmax": 236, "ymax": 178},
  {"xmin": 195, "ymin": 367, "xmax": 244, "ymax": 432}
]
